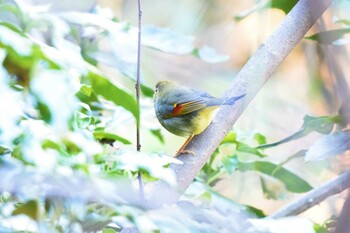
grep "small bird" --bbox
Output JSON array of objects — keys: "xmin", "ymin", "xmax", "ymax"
[{"xmin": 154, "ymin": 80, "xmax": 245, "ymax": 157}]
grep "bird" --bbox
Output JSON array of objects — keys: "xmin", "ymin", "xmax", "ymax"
[{"xmin": 154, "ymin": 80, "xmax": 245, "ymax": 157}]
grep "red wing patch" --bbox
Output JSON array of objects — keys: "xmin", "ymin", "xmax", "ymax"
[
  {"xmin": 171, "ymin": 100, "xmax": 206, "ymax": 116},
  {"xmin": 172, "ymin": 103, "xmax": 183, "ymax": 116}
]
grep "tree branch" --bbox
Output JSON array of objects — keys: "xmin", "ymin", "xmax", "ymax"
[
  {"xmin": 136, "ymin": 0, "xmax": 144, "ymax": 201},
  {"xmin": 334, "ymin": 190, "xmax": 350, "ymax": 233},
  {"xmin": 269, "ymin": 171, "xmax": 350, "ymax": 218},
  {"xmin": 147, "ymin": 0, "xmax": 333, "ymax": 207}
]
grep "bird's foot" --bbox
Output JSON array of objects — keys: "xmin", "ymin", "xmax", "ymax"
[{"xmin": 174, "ymin": 150, "xmax": 195, "ymax": 157}]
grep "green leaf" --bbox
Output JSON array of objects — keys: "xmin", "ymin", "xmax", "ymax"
[
  {"xmin": 302, "ymin": 115, "xmax": 340, "ymax": 134},
  {"xmin": 237, "ymin": 159, "xmax": 312, "ymax": 193},
  {"xmin": 335, "ymin": 19, "xmax": 350, "ymax": 25},
  {"xmin": 254, "ymin": 133, "xmax": 267, "ymax": 145},
  {"xmin": 111, "ymin": 151, "xmax": 181, "ymax": 186},
  {"xmin": 0, "ymin": 145, "xmax": 11, "ymax": 155},
  {"xmin": 12, "ymin": 200, "xmax": 39, "ymax": 221},
  {"xmin": 234, "ymin": 0, "xmax": 298, "ymax": 22},
  {"xmin": 102, "ymin": 229, "xmax": 118, "ymax": 233},
  {"xmin": 313, "ymin": 223, "xmax": 328, "ymax": 233},
  {"xmin": 0, "ymin": 21, "xmax": 22, "ymax": 34},
  {"xmin": 257, "ymin": 115, "xmax": 341, "ymax": 149},
  {"xmin": 273, "ymin": 150, "xmax": 306, "ymax": 174},
  {"xmin": 93, "ymin": 131, "xmax": 132, "ymax": 145},
  {"xmin": 76, "ymin": 85, "xmax": 102, "ymax": 111},
  {"xmin": 221, "ymin": 131, "xmax": 237, "ymax": 144},
  {"xmin": 220, "ymin": 131, "xmax": 267, "ymax": 158},
  {"xmin": 305, "ymin": 28, "xmax": 350, "ymax": 45},
  {"xmin": 237, "ymin": 142, "xmax": 267, "ymax": 158},
  {"xmin": 0, "ymin": 3, "xmax": 24, "ymax": 25},
  {"xmin": 270, "ymin": 0, "xmax": 298, "ymax": 14},
  {"xmin": 222, "ymin": 155, "xmax": 238, "ymax": 175},
  {"xmin": 35, "ymin": 101, "xmax": 52, "ymax": 123},
  {"xmin": 150, "ymin": 129, "xmax": 164, "ymax": 144},
  {"xmin": 42, "ymin": 139, "xmax": 66, "ymax": 155},
  {"xmin": 141, "ymin": 83, "xmax": 155, "ymax": 97},
  {"xmin": 87, "ymin": 72, "xmax": 139, "ymax": 120},
  {"xmin": 75, "ymin": 111, "xmax": 93, "ymax": 129},
  {"xmin": 244, "ymin": 205, "xmax": 266, "ymax": 218}
]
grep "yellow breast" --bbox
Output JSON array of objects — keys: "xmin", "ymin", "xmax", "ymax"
[{"xmin": 191, "ymin": 106, "xmax": 219, "ymax": 135}]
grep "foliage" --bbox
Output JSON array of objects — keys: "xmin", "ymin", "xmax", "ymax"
[{"xmin": 0, "ymin": 0, "xmax": 349, "ymax": 232}]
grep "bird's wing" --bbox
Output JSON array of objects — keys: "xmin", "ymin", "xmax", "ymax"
[
  {"xmin": 171, "ymin": 98, "xmax": 207, "ymax": 116},
  {"xmin": 190, "ymin": 88, "xmax": 213, "ymax": 98},
  {"xmin": 164, "ymin": 86, "xmax": 207, "ymax": 116}
]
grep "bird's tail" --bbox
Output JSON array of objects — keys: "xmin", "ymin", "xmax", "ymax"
[{"xmin": 222, "ymin": 94, "xmax": 246, "ymax": 105}]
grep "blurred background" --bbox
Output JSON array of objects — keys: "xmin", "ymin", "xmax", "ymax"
[
  {"xmin": 2, "ymin": 0, "xmax": 350, "ymax": 230},
  {"xmin": 94, "ymin": 0, "xmax": 350, "ymax": 224}
]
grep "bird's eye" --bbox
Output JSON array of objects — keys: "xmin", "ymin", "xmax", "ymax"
[{"xmin": 155, "ymin": 88, "xmax": 158, "ymax": 92}]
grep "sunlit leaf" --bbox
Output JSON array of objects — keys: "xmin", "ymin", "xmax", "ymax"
[
  {"xmin": 0, "ymin": 21, "xmax": 22, "ymax": 33},
  {"xmin": 12, "ymin": 200, "xmax": 39, "ymax": 221},
  {"xmin": 30, "ymin": 69, "xmax": 80, "ymax": 132},
  {"xmin": 234, "ymin": 0, "xmax": 298, "ymax": 21},
  {"xmin": 244, "ymin": 205, "xmax": 266, "ymax": 218},
  {"xmin": 76, "ymin": 85, "xmax": 102, "ymax": 111},
  {"xmin": 314, "ymin": 223, "xmax": 328, "ymax": 233},
  {"xmin": 305, "ymin": 130, "xmax": 350, "ymax": 161},
  {"xmin": 236, "ymin": 158, "xmax": 312, "ymax": 193},
  {"xmin": 87, "ymin": 72, "xmax": 139, "ymax": 120},
  {"xmin": 222, "ymin": 155, "xmax": 238, "ymax": 175},
  {"xmin": 0, "ymin": 2, "xmax": 23, "ymax": 20},
  {"xmin": 221, "ymin": 131, "xmax": 237, "ymax": 144},
  {"xmin": 94, "ymin": 131, "xmax": 131, "ymax": 145},
  {"xmin": 237, "ymin": 142, "xmax": 268, "ymax": 158},
  {"xmin": 272, "ymin": 150, "xmax": 306, "ymax": 174},
  {"xmin": 257, "ymin": 115, "xmax": 341, "ymax": 149},
  {"xmin": 102, "ymin": 229, "xmax": 118, "ymax": 233},
  {"xmin": 270, "ymin": 0, "xmax": 298, "ymax": 14},
  {"xmin": 150, "ymin": 129, "xmax": 164, "ymax": 144},
  {"xmin": 75, "ymin": 111, "xmax": 93, "ymax": 129},
  {"xmin": 141, "ymin": 83, "xmax": 154, "ymax": 97},
  {"xmin": 335, "ymin": 19, "xmax": 350, "ymax": 25},
  {"xmin": 0, "ymin": 24, "xmax": 32, "ymax": 56},
  {"xmin": 220, "ymin": 131, "xmax": 267, "ymax": 158},
  {"xmin": 0, "ymin": 158, "xmax": 135, "ymax": 204},
  {"xmin": 110, "ymin": 151, "xmax": 181, "ymax": 186},
  {"xmin": 0, "ymin": 145, "xmax": 11, "ymax": 155},
  {"xmin": 0, "ymin": 49, "xmax": 24, "ymax": 145},
  {"xmin": 254, "ymin": 133, "xmax": 267, "ymax": 145}
]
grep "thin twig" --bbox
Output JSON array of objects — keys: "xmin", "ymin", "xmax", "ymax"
[
  {"xmin": 269, "ymin": 171, "xmax": 350, "ymax": 218},
  {"xmin": 136, "ymin": 0, "xmax": 144, "ymax": 201}
]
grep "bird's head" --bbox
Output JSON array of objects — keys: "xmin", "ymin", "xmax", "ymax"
[{"xmin": 155, "ymin": 80, "xmax": 177, "ymax": 98}]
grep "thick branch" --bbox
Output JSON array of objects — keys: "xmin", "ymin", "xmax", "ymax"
[
  {"xmin": 147, "ymin": 0, "xmax": 333, "ymax": 207},
  {"xmin": 270, "ymin": 171, "xmax": 350, "ymax": 218}
]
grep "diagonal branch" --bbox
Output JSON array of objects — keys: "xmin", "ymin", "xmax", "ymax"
[
  {"xmin": 147, "ymin": 0, "xmax": 333, "ymax": 207},
  {"xmin": 269, "ymin": 171, "xmax": 350, "ymax": 218}
]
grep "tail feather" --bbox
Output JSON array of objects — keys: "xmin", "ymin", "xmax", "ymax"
[{"xmin": 222, "ymin": 94, "xmax": 246, "ymax": 105}]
